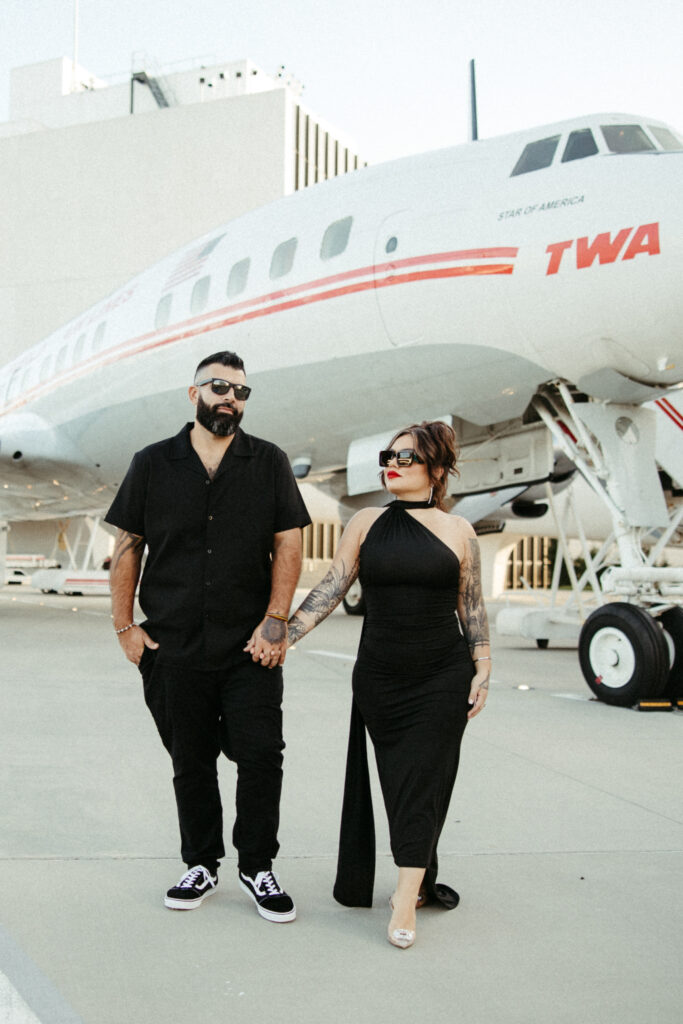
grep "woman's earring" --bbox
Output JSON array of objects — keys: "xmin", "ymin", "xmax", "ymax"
[{"xmin": 428, "ymin": 485, "xmax": 434, "ymax": 505}]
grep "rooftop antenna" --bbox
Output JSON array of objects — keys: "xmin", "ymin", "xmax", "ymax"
[{"xmin": 469, "ymin": 58, "xmax": 479, "ymax": 141}]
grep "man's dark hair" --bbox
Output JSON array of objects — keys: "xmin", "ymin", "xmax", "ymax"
[{"xmin": 194, "ymin": 351, "xmax": 245, "ymax": 380}]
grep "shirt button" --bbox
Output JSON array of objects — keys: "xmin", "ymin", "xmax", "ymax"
[
  {"xmin": 205, "ymin": 479, "xmax": 210, "ymax": 486},
  {"xmin": 205, "ymin": 581, "xmax": 212, "ymax": 587},
  {"xmin": 207, "ymin": 549, "xmax": 212, "ymax": 554}
]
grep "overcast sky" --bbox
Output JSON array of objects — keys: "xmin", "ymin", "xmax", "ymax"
[{"xmin": 3, "ymin": 0, "xmax": 683, "ymax": 162}]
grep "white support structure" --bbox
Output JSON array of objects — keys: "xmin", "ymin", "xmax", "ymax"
[{"xmin": 496, "ymin": 382, "xmax": 683, "ymax": 671}]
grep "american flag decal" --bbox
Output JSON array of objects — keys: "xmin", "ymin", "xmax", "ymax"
[{"xmin": 162, "ymin": 234, "xmax": 225, "ymax": 291}]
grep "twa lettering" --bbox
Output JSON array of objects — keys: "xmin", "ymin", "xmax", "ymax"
[{"xmin": 545, "ymin": 222, "xmax": 660, "ymax": 275}]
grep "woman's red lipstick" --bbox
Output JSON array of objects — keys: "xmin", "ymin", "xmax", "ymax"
[{"xmin": 386, "ymin": 470, "xmax": 401, "ymax": 479}]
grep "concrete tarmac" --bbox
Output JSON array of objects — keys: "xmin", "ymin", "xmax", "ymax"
[{"xmin": 1, "ymin": 586, "xmax": 682, "ymax": 1024}]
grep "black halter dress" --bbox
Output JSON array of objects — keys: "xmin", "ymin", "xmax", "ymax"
[{"xmin": 333, "ymin": 499, "xmax": 474, "ymax": 910}]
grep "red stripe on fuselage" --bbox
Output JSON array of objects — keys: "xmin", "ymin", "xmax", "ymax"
[{"xmin": 0, "ymin": 250, "xmax": 517, "ymax": 416}]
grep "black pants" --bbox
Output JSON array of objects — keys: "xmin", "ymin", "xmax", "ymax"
[{"xmin": 139, "ymin": 648, "xmax": 284, "ymax": 876}]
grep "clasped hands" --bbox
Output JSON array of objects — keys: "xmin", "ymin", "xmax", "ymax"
[{"xmin": 244, "ymin": 615, "xmax": 288, "ymax": 668}]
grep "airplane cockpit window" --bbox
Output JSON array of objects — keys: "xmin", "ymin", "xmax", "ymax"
[
  {"xmin": 155, "ymin": 294, "xmax": 173, "ymax": 330},
  {"xmin": 561, "ymin": 129, "xmax": 598, "ymax": 163},
  {"xmin": 648, "ymin": 125, "xmax": 683, "ymax": 151},
  {"xmin": 511, "ymin": 135, "xmax": 560, "ymax": 176},
  {"xmin": 73, "ymin": 334, "xmax": 87, "ymax": 364},
  {"xmin": 191, "ymin": 276, "xmax": 211, "ymax": 314},
  {"xmin": 270, "ymin": 238, "xmax": 297, "ymax": 280},
  {"xmin": 227, "ymin": 258, "xmax": 250, "ymax": 298},
  {"xmin": 55, "ymin": 345, "xmax": 68, "ymax": 374},
  {"xmin": 92, "ymin": 323, "xmax": 106, "ymax": 352},
  {"xmin": 601, "ymin": 125, "xmax": 655, "ymax": 154},
  {"xmin": 385, "ymin": 237, "xmax": 398, "ymax": 253},
  {"xmin": 320, "ymin": 216, "xmax": 353, "ymax": 260}
]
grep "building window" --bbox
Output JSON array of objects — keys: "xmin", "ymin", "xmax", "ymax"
[
  {"xmin": 601, "ymin": 124, "xmax": 655, "ymax": 154},
  {"xmin": 562, "ymin": 129, "xmax": 598, "ymax": 163},
  {"xmin": 511, "ymin": 136, "xmax": 560, "ymax": 176},
  {"xmin": 321, "ymin": 217, "xmax": 353, "ymax": 260},
  {"xmin": 155, "ymin": 294, "xmax": 173, "ymax": 329},
  {"xmin": 227, "ymin": 258, "xmax": 250, "ymax": 298},
  {"xmin": 270, "ymin": 238, "xmax": 297, "ymax": 280},
  {"xmin": 191, "ymin": 276, "xmax": 211, "ymax": 314}
]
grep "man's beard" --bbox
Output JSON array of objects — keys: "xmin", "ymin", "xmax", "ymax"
[{"xmin": 196, "ymin": 394, "xmax": 243, "ymax": 437}]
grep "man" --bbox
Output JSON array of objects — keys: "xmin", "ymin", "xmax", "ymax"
[{"xmin": 105, "ymin": 350, "xmax": 311, "ymax": 922}]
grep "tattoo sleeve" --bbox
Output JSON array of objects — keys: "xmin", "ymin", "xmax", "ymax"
[
  {"xmin": 458, "ymin": 537, "xmax": 491, "ymax": 676},
  {"xmin": 287, "ymin": 556, "xmax": 359, "ymax": 644},
  {"xmin": 110, "ymin": 529, "xmax": 146, "ymax": 628}
]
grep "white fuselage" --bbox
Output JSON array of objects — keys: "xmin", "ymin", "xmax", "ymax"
[{"xmin": 1, "ymin": 112, "xmax": 682, "ymax": 521}]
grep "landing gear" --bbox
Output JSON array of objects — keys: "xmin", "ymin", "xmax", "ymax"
[
  {"xmin": 343, "ymin": 579, "xmax": 366, "ymax": 616},
  {"xmin": 578, "ymin": 603, "xmax": 669, "ymax": 706},
  {"xmin": 660, "ymin": 607, "xmax": 683, "ymax": 700},
  {"xmin": 495, "ymin": 381, "xmax": 683, "ymax": 705}
]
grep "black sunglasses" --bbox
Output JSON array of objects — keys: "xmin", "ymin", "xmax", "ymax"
[
  {"xmin": 195, "ymin": 378, "xmax": 251, "ymax": 401},
  {"xmin": 379, "ymin": 449, "xmax": 425, "ymax": 467}
]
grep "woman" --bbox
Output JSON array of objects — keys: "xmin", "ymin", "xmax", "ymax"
[{"xmin": 287, "ymin": 421, "xmax": 490, "ymax": 948}]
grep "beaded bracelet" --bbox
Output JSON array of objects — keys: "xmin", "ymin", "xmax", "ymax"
[
  {"xmin": 114, "ymin": 622, "xmax": 136, "ymax": 635},
  {"xmin": 474, "ymin": 656, "xmax": 491, "ymax": 661}
]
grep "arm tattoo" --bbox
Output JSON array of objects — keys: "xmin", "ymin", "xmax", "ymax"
[
  {"xmin": 460, "ymin": 537, "xmax": 490, "ymax": 652},
  {"xmin": 288, "ymin": 556, "xmax": 359, "ymax": 644},
  {"xmin": 110, "ymin": 530, "xmax": 145, "ymax": 574}
]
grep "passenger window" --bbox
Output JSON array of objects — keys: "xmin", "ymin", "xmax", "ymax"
[
  {"xmin": 92, "ymin": 323, "xmax": 106, "ymax": 352},
  {"xmin": 191, "ymin": 276, "xmax": 211, "ymax": 314},
  {"xmin": 601, "ymin": 125, "xmax": 655, "ymax": 154},
  {"xmin": 55, "ymin": 345, "xmax": 68, "ymax": 374},
  {"xmin": 40, "ymin": 355, "xmax": 52, "ymax": 384},
  {"xmin": 155, "ymin": 294, "xmax": 173, "ymax": 329},
  {"xmin": 7, "ymin": 369, "xmax": 21, "ymax": 401},
  {"xmin": 562, "ymin": 129, "xmax": 598, "ymax": 163},
  {"xmin": 511, "ymin": 136, "xmax": 560, "ymax": 175},
  {"xmin": 320, "ymin": 216, "xmax": 353, "ymax": 260},
  {"xmin": 270, "ymin": 238, "xmax": 297, "ymax": 280},
  {"xmin": 648, "ymin": 125, "xmax": 683, "ymax": 151},
  {"xmin": 73, "ymin": 333, "xmax": 87, "ymax": 364},
  {"xmin": 227, "ymin": 258, "xmax": 250, "ymax": 297}
]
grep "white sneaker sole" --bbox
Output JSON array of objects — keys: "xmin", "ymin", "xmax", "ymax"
[
  {"xmin": 238, "ymin": 879, "xmax": 297, "ymax": 922},
  {"xmin": 164, "ymin": 885, "xmax": 218, "ymax": 910}
]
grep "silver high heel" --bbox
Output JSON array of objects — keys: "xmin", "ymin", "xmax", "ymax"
[
  {"xmin": 388, "ymin": 896, "xmax": 416, "ymax": 948},
  {"xmin": 388, "ymin": 926, "xmax": 415, "ymax": 949}
]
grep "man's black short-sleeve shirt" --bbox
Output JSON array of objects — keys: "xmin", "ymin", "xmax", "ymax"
[{"xmin": 105, "ymin": 423, "xmax": 311, "ymax": 665}]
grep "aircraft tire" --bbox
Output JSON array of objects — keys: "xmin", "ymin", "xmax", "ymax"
[
  {"xmin": 578, "ymin": 603, "xmax": 669, "ymax": 706},
  {"xmin": 536, "ymin": 638, "xmax": 549, "ymax": 649},
  {"xmin": 660, "ymin": 607, "xmax": 683, "ymax": 700},
  {"xmin": 342, "ymin": 580, "xmax": 366, "ymax": 616}
]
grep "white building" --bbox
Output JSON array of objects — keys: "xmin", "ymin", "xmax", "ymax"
[{"xmin": 0, "ymin": 56, "xmax": 366, "ymax": 362}]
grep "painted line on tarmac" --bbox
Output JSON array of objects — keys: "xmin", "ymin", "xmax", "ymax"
[
  {"xmin": 0, "ymin": 924, "xmax": 84, "ymax": 1024},
  {"xmin": 303, "ymin": 649, "xmax": 356, "ymax": 662},
  {"xmin": 551, "ymin": 692, "xmax": 591, "ymax": 701}
]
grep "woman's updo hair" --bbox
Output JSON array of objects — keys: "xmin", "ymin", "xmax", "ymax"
[{"xmin": 384, "ymin": 420, "xmax": 459, "ymax": 511}]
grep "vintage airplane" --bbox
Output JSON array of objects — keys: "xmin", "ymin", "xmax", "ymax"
[{"xmin": 1, "ymin": 111, "xmax": 682, "ymax": 706}]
